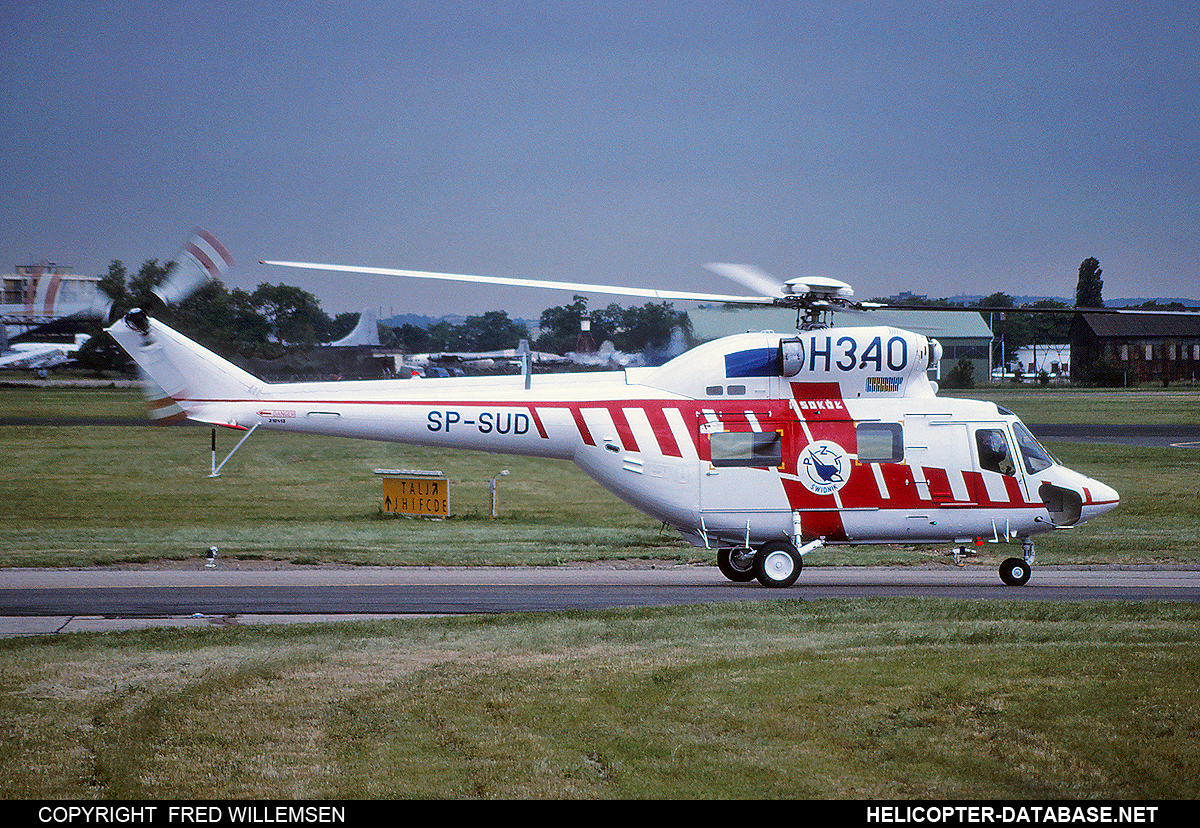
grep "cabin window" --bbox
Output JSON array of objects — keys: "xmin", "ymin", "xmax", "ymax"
[
  {"xmin": 705, "ymin": 386, "xmax": 723, "ymax": 396},
  {"xmin": 856, "ymin": 423, "xmax": 903, "ymax": 463},
  {"xmin": 710, "ymin": 430, "xmax": 783, "ymax": 468},
  {"xmin": 975, "ymin": 429, "xmax": 1016, "ymax": 476}
]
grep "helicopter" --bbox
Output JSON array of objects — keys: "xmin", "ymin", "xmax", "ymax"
[{"xmin": 105, "ymin": 235, "xmax": 1121, "ymax": 588}]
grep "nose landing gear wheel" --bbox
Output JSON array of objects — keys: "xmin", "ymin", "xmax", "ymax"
[
  {"xmin": 754, "ymin": 541, "xmax": 802, "ymax": 588},
  {"xmin": 999, "ymin": 557, "xmax": 1032, "ymax": 586}
]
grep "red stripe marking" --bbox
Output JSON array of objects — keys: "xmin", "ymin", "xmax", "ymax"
[
  {"xmin": 571, "ymin": 407, "xmax": 595, "ymax": 446},
  {"xmin": 609, "ymin": 407, "xmax": 639, "ymax": 452},
  {"xmin": 195, "ymin": 229, "xmax": 234, "ymax": 267},
  {"xmin": 643, "ymin": 406, "xmax": 682, "ymax": 457},
  {"xmin": 1003, "ymin": 475, "xmax": 1029, "ymax": 505},
  {"xmin": 923, "ymin": 467, "xmax": 954, "ymax": 501},
  {"xmin": 186, "ymin": 242, "xmax": 221, "ymax": 278},
  {"xmin": 527, "ymin": 406, "xmax": 548, "ymax": 439}
]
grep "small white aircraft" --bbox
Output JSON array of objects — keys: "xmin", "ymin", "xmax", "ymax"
[
  {"xmin": 107, "ymin": 239, "xmax": 1121, "ymax": 587},
  {"xmin": 0, "ymin": 333, "xmax": 90, "ymax": 369}
]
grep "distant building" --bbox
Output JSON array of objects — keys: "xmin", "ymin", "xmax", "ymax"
[
  {"xmin": 1012, "ymin": 344, "xmax": 1070, "ymax": 377},
  {"xmin": 1070, "ymin": 313, "xmax": 1200, "ymax": 384},
  {"xmin": 2, "ymin": 264, "xmax": 102, "ymax": 318},
  {"xmin": 2, "ymin": 264, "xmax": 108, "ymax": 346}
]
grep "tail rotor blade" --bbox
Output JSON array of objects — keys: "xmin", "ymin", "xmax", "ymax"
[{"xmin": 153, "ymin": 229, "xmax": 234, "ymax": 305}]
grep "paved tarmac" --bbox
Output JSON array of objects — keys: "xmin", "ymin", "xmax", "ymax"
[
  {"xmin": 3, "ymin": 562, "xmax": 1198, "ymax": 636},
  {"xmin": 1030, "ymin": 423, "xmax": 1200, "ymax": 448}
]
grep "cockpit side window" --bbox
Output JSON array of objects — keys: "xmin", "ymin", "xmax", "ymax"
[
  {"xmin": 1012, "ymin": 421, "xmax": 1056, "ymax": 474},
  {"xmin": 975, "ymin": 428, "xmax": 1016, "ymax": 476}
]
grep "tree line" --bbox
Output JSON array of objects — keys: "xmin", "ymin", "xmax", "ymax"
[
  {"xmin": 76, "ymin": 260, "xmax": 691, "ymax": 373},
  {"xmin": 870, "ymin": 258, "xmax": 1120, "ymax": 366}
]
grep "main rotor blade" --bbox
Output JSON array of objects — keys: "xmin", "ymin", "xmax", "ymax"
[
  {"xmin": 879, "ymin": 303, "xmax": 1200, "ymax": 316},
  {"xmin": 260, "ymin": 260, "xmax": 773, "ymax": 305},
  {"xmin": 702, "ymin": 263, "xmax": 785, "ymax": 298}
]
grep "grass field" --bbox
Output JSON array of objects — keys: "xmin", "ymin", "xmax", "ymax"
[
  {"xmin": 2, "ymin": 600, "xmax": 1198, "ymax": 799},
  {"xmin": 1, "ymin": 385, "xmax": 1197, "ymax": 568},
  {"xmin": 2, "ymin": 384, "xmax": 1198, "ymax": 800}
]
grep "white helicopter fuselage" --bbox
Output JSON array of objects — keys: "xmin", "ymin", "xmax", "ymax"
[{"xmin": 109, "ymin": 312, "xmax": 1118, "ymax": 586}]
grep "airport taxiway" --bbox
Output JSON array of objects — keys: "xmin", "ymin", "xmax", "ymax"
[{"xmin": 3, "ymin": 563, "xmax": 1198, "ymax": 636}]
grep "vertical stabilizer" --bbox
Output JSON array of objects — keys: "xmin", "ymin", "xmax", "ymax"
[
  {"xmin": 108, "ymin": 311, "xmax": 261, "ymax": 419},
  {"xmin": 329, "ymin": 307, "xmax": 380, "ymax": 347}
]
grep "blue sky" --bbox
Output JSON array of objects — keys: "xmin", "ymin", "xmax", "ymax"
[{"xmin": 3, "ymin": 1, "xmax": 1197, "ymax": 319}]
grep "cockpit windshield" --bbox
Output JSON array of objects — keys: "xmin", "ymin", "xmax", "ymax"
[{"xmin": 1012, "ymin": 421, "xmax": 1056, "ymax": 474}]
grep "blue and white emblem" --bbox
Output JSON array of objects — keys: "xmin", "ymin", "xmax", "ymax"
[{"xmin": 800, "ymin": 440, "xmax": 850, "ymax": 495}]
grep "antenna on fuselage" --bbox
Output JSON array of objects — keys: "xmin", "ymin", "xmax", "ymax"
[{"xmin": 518, "ymin": 339, "xmax": 533, "ymax": 389}]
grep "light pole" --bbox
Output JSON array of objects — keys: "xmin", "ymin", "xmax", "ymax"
[{"xmin": 489, "ymin": 470, "xmax": 509, "ymax": 518}]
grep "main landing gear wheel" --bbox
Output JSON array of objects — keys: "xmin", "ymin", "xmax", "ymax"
[
  {"xmin": 999, "ymin": 557, "xmax": 1032, "ymax": 587},
  {"xmin": 754, "ymin": 541, "xmax": 802, "ymax": 588},
  {"xmin": 717, "ymin": 548, "xmax": 757, "ymax": 582}
]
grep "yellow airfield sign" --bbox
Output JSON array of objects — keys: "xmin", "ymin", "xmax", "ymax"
[{"xmin": 376, "ymin": 469, "xmax": 448, "ymax": 517}]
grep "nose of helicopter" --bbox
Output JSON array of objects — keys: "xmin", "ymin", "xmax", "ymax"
[
  {"xmin": 1081, "ymin": 477, "xmax": 1120, "ymax": 520},
  {"xmin": 1038, "ymin": 468, "xmax": 1119, "ymax": 527}
]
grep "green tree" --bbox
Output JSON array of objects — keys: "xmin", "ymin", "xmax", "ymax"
[
  {"xmin": 73, "ymin": 331, "xmax": 132, "ymax": 375},
  {"xmin": 251, "ymin": 283, "xmax": 333, "ymax": 346},
  {"xmin": 168, "ymin": 281, "xmax": 274, "ymax": 358},
  {"xmin": 972, "ymin": 294, "xmax": 1071, "ymax": 364},
  {"xmin": 1025, "ymin": 299, "xmax": 1071, "ymax": 344},
  {"xmin": 535, "ymin": 295, "xmax": 603, "ymax": 354},
  {"xmin": 943, "ymin": 358, "xmax": 976, "ymax": 389},
  {"xmin": 597, "ymin": 301, "xmax": 688, "ymax": 353},
  {"xmin": 393, "ymin": 323, "xmax": 431, "ymax": 353},
  {"xmin": 459, "ymin": 310, "xmax": 530, "ymax": 351},
  {"xmin": 329, "ymin": 312, "xmax": 362, "ymax": 341},
  {"xmin": 98, "ymin": 261, "xmax": 130, "ymax": 311},
  {"xmin": 1075, "ymin": 257, "xmax": 1104, "ymax": 308},
  {"xmin": 426, "ymin": 319, "xmax": 467, "ymax": 351},
  {"xmin": 128, "ymin": 259, "xmax": 172, "ymax": 308}
]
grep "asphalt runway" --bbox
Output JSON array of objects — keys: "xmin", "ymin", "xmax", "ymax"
[
  {"xmin": 3, "ymin": 563, "xmax": 1198, "ymax": 636},
  {"xmin": 1030, "ymin": 423, "xmax": 1200, "ymax": 448}
]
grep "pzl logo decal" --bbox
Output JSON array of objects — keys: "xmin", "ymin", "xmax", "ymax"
[{"xmin": 800, "ymin": 440, "xmax": 850, "ymax": 495}]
